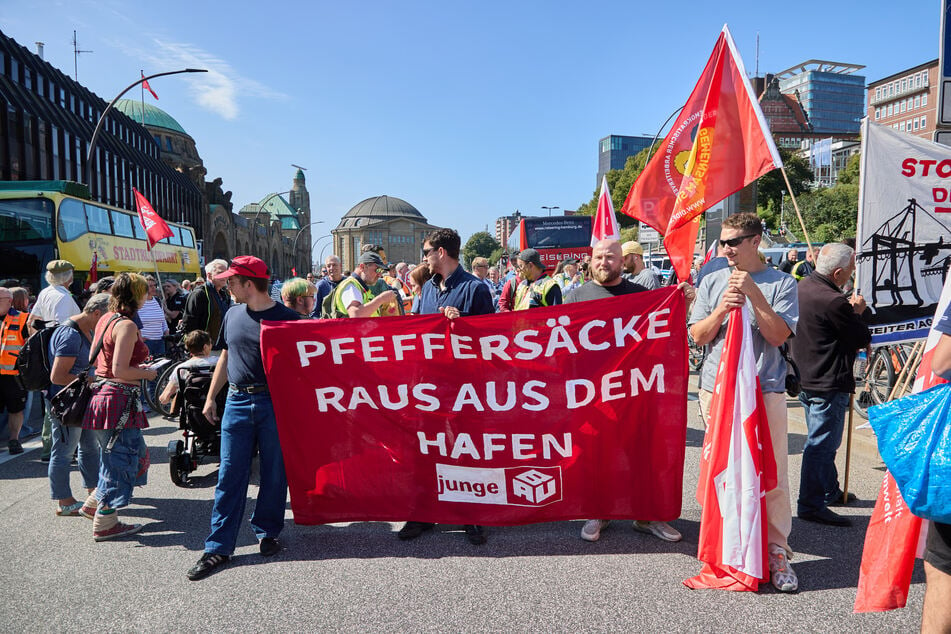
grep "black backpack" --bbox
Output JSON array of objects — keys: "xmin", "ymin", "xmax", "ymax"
[{"xmin": 15, "ymin": 320, "xmax": 81, "ymax": 391}]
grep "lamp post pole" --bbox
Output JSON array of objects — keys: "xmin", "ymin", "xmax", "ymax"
[
  {"xmin": 291, "ymin": 221, "xmax": 324, "ymax": 275},
  {"xmin": 541, "ymin": 205, "xmax": 560, "ymax": 216},
  {"xmin": 84, "ymin": 68, "xmax": 208, "ymax": 190}
]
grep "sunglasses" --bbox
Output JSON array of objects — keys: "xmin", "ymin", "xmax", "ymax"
[
  {"xmin": 422, "ymin": 247, "xmax": 437, "ymax": 257},
  {"xmin": 718, "ymin": 234, "xmax": 758, "ymax": 248}
]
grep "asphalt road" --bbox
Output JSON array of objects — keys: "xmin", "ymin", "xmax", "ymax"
[{"xmin": 0, "ymin": 376, "xmax": 925, "ymax": 632}]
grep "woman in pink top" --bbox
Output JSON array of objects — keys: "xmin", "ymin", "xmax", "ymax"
[{"xmin": 80, "ymin": 273, "xmax": 158, "ymax": 542}]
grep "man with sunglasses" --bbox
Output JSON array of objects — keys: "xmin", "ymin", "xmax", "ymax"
[
  {"xmin": 689, "ymin": 212, "xmax": 800, "ymax": 593},
  {"xmin": 399, "ymin": 228, "xmax": 494, "ymax": 545}
]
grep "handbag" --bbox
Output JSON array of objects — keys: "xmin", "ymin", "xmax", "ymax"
[
  {"xmin": 50, "ymin": 314, "xmax": 123, "ymax": 427},
  {"xmin": 779, "ymin": 343, "xmax": 802, "ymax": 398},
  {"xmin": 868, "ymin": 382, "xmax": 951, "ymax": 523}
]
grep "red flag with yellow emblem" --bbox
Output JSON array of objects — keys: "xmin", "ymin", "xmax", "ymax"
[{"xmin": 620, "ymin": 25, "xmax": 781, "ymax": 281}]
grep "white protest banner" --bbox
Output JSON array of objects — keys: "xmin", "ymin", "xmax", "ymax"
[{"xmin": 856, "ymin": 119, "xmax": 951, "ymax": 344}]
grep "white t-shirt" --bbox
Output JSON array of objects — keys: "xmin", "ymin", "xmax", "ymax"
[
  {"xmin": 29, "ymin": 285, "xmax": 80, "ymax": 327},
  {"xmin": 137, "ymin": 297, "xmax": 168, "ymax": 340}
]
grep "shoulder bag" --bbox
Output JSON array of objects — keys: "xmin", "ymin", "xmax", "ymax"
[{"xmin": 50, "ymin": 314, "xmax": 123, "ymax": 427}]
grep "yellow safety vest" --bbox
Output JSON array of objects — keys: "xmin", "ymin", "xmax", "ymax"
[
  {"xmin": 0, "ymin": 310, "xmax": 28, "ymax": 375},
  {"xmin": 514, "ymin": 276, "xmax": 558, "ymax": 311},
  {"xmin": 334, "ymin": 276, "xmax": 379, "ymax": 318}
]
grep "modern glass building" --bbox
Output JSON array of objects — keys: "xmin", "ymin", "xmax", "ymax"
[
  {"xmin": 775, "ymin": 60, "xmax": 866, "ymax": 134},
  {"xmin": 597, "ymin": 135, "xmax": 652, "ymax": 185}
]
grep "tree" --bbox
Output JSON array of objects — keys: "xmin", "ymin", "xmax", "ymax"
[
  {"xmin": 461, "ymin": 231, "xmax": 500, "ymax": 268},
  {"xmin": 836, "ymin": 152, "xmax": 861, "ymax": 185},
  {"xmin": 575, "ymin": 146, "xmax": 655, "ymax": 228},
  {"xmin": 756, "ymin": 147, "xmax": 814, "ymax": 212}
]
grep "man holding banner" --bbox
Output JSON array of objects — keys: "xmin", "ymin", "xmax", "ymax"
[
  {"xmin": 689, "ymin": 213, "xmax": 800, "ymax": 592},
  {"xmin": 399, "ymin": 228, "xmax": 495, "ymax": 545}
]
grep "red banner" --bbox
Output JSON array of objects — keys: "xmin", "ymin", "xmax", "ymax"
[
  {"xmin": 132, "ymin": 187, "xmax": 174, "ymax": 248},
  {"xmin": 261, "ymin": 288, "xmax": 688, "ymax": 525}
]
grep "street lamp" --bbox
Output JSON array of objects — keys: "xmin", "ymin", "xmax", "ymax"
[
  {"xmin": 291, "ymin": 221, "xmax": 324, "ymax": 274},
  {"xmin": 85, "ymin": 68, "xmax": 208, "ymax": 189},
  {"xmin": 541, "ymin": 206, "xmax": 560, "ymax": 216}
]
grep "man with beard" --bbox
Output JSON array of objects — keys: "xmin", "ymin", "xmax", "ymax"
[{"xmin": 567, "ymin": 239, "xmax": 691, "ymax": 545}]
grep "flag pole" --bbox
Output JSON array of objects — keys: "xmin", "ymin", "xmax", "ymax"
[
  {"xmin": 779, "ymin": 167, "xmax": 814, "ymax": 255},
  {"xmin": 842, "ymin": 394, "xmax": 855, "ymax": 503},
  {"xmin": 140, "ymin": 70, "xmax": 146, "ymax": 126}
]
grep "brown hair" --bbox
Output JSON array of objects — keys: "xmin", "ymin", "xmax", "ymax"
[
  {"xmin": 109, "ymin": 272, "xmax": 148, "ymax": 316},
  {"xmin": 409, "ymin": 263, "xmax": 433, "ymax": 289},
  {"xmin": 232, "ymin": 274, "xmax": 269, "ymax": 293},
  {"xmin": 722, "ymin": 212, "xmax": 763, "ymax": 236},
  {"xmin": 183, "ymin": 330, "xmax": 212, "ymax": 355}
]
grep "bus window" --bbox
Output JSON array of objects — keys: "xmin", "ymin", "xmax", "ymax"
[
  {"xmin": 166, "ymin": 225, "xmax": 182, "ymax": 246},
  {"xmin": 85, "ymin": 203, "xmax": 111, "ymax": 234},
  {"xmin": 0, "ymin": 198, "xmax": 54, "ymax": 241},
  {"xmin": 132, "ymin": 215, "xmax": 146, "ymax": 240},
  {"xmin": 181, "ymin": 227, "xmax": 195, "ymax": 248},
  {"xmin": 58, "ymin": 198, "xmax": 87, "ymax": 241},
  {"xmin": 111, "ymin": 210, "xmax": 134, "ymax": 238}
]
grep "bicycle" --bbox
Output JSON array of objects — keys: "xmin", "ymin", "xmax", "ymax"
[{"xmin": 852, "ymin": 342, "xmax": 918, "ymax": 419}]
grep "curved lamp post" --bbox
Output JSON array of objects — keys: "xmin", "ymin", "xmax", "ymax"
[
  {"xmin": 541, "ymin": 205, "xmax": 560, "ymax": 216},
  {"xmin": 85, "ymin": 68, "xmax": 208, "ymax": 188},
  {"xmin": 291, "ymin": 221, "xmax": 324, "ymax": 274}
]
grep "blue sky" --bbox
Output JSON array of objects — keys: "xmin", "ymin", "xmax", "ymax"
[{"xmin": 0, "ymin": 0, "xmax": 942, "ymax": 255}]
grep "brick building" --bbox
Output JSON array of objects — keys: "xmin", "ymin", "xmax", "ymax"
[{"xmin": 867, "ymin": 59, "xmax": 938, "ymax": 139}]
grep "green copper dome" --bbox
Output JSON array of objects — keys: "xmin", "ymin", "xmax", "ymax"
[{"xmin": 114, "ymin": 99, "xmax": 188, "ymax": 136}]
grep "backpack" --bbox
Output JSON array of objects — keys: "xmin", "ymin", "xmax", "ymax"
[
  {"xmin": 15, "ymin": 320, "xmax": 81, "ymax": 391},
  {"xmin": 320, "ymin": 286, "xmax": 349, "ymax": 319}
]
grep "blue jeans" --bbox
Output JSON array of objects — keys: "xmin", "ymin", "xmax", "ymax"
[
  {"xmin": 797, "ymin": 390, "xmax": 851, "ymax": 514},
  {"xmin": 92, "ymin": 427, "xmax": 147, "ymax": 509},
  {"xmin": 48, "ymin": 408, "xmax": 99, "ymax": 500},
  {"xmin": 204, "ymin": 389, "xmax": 287, "ymax": 556}
]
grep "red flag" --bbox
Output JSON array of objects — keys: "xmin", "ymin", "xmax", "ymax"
[
  {"xmin": 132, "ymin": 188, "xmax": 174, "ymax": 248},
  {"xmin": 621, "ymin": 25, "xmax": 781, "ymax": 281},
  {"xmin": 591, "ymin": 176, "xmax": 621, "ymax": 246},
  {"xmin": 86, "ymin": 251, "xmax": 98, "ymax": 289},
  {"xmin": 702, "ymin": 240, "xmax": 717, "ymax": 266},
  {"xmin": 291, "ymin": 267, "xmax": 297, "ymax": 277},
  {"xmin": 142, "ymin": 72, "xmax": 158, "ymax": 100},
  {"xmin": 684, "ymin": 306, "xmax": 776, "ymax": 591},
  {"xmin": 853, "ymin": 269, "xmax": 951, "ymax": 612}
]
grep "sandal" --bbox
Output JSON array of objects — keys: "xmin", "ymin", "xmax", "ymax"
[{"xmin": 56, "ymin": 501, "xmax": 84, "ymax": 516}]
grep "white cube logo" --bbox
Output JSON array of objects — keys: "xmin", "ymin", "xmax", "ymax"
[{"xmin": 511, "ymin": 469, "xmax": 557, "ymax": 504}]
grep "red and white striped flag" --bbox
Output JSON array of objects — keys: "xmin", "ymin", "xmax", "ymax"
[
  {"xmin": 591, "ymin": 175, "xmax": 620, "ymax": 246},
  {"xmin": 685, "ymin": 306, "xmax": 776, "ymax": 591},
  {"xmin": 853, "ymin": 268, "xmax": 951, "ymax": 612}
]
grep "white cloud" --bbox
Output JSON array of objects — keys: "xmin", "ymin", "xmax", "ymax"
[{"xmin": 112, "ymin": 37, "xmax": 287, "ymax": 120}]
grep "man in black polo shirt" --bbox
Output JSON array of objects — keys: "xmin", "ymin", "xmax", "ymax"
[
  {"xmin": 187, "ymin": 256, "xmax": 300, "ymax": 581},
  {"xmin": 399, "ymin": 228, "xmax": 494, "ymax": 545}
]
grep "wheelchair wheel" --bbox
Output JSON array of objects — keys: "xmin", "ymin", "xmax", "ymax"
[
  {"xmin": 153, "ymin": 360, "xmax": 185, "ymax": 418},
  {"xmin": 168, "ymin": 439, "xmax": 189, "ymax": 487}
]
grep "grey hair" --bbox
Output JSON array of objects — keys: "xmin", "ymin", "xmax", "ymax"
[
  {"xmin": 816, "ymin": 243, "xmax": 854, "ymax": 275},
  {"xmin": 325, "ymin": 255, "xmax": 341, "ymax": 265},
  {"xmin": 84, "ymin": 292, "xmax": 112, "ymax": 314},
  {"xmin": 205, "ymin": 259, "xmax": 228, "ymax": 276},
  {"xmin": 45, "ymin": 269, "xmax": 74, "ymax": 287}
]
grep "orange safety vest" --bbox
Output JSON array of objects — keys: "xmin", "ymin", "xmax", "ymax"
[{"xmin": 0, "ymin": 310, "xmax": 28, "ymax": 375}]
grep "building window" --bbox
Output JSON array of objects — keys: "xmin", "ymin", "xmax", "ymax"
[
  {"xmin": 923, "ymin": 93, "xmax": 928, "ymax": 106},
  {"xmin": 887, "ymin": 104, "xmax": 893, "ymax": 116},
  {"xmin": 900, "ymin": 121, "xmax": 906, "ymax": 131},
  {"xmin": 876, "ymin": 87, "xmax": 881, "ymax": 100},
  {"xmin": 915, "ymin": 95, "xmax": 921, "ymax": 108},
  {"xmin": 901, "ymin": 101, "xmax": 906, "ymax": 113},
  {"xmin": 875, "ymin": 109, "xmax": 881, "ymax": 120},
  {"xmin": 921, "ymin": 115, "xmax": 927, "ymax": 128},
  {"xmin": 913, "ymin": 119, "xmax": 919, "ymax": 130}
]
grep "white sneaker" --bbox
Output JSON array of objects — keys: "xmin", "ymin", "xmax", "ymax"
[
  {"xmin": 768, "ymin": 546, "xmax": 798, "ymax": 592},
  {"xmin": 581, "ymin": 519, "xmax": 610, "ymax": 542},
  {"xmin": 633, "ymin": 520, "xmax": 682, "ymax": 542}
]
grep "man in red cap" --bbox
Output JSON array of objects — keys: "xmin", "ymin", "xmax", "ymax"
[{"xmin": 187, "ymin": 256, "xmax": 300, "ymax": 581}]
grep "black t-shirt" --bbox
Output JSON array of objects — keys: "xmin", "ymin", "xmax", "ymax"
[
  {"xmin": 166, "ymin": 291, "xmax": 187, "ymax": 330},
  {"xmin": 217, "ymin": 301, "xmax": 299, "ymax": 386},
  {"xmin": 564, "ymin": 278, "xmax": 647, "ymax": 303}
]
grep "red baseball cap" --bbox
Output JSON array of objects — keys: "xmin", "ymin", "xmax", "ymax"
[{"xmin": 215, "ymin": 255, "xmax": 269, "ymax": 280}]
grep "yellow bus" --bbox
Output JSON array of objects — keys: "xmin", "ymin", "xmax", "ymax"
[{"xmin": 0, "ymin": 180, "xmax": 201, "ymax": 291}]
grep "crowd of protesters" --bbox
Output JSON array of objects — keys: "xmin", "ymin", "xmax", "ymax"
[{"xmin": 0, "ymin": 220, "xmax": 947, "ymax": 629}]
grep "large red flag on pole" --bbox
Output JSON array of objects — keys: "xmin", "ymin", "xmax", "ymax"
[
  {"xmin": 853, "ymin": 267, "xmax": 951, "ymax": 612},
  {"xmin": 132, "ymin": 188, "xmax": 174, "ymax": 248},
  {"xmin": 591, "ymin": 175, "xmax": 621, "ymax": 246},
  {"xmin": 684, "ymin": 306, "xmax": 776, "ymax": 591},
  {"xmin": 621, "ymin": 25, "xmax": 781, "ymax": 281}
]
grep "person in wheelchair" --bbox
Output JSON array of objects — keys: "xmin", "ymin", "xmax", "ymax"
[{"xmin": 158, "ymin": 330, "xmax": 219, "ymax": 408}]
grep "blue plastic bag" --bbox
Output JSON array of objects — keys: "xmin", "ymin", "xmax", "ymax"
[{"xmin": 868, "ymin": 382, "xmax": 951, "ymax": 523}]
